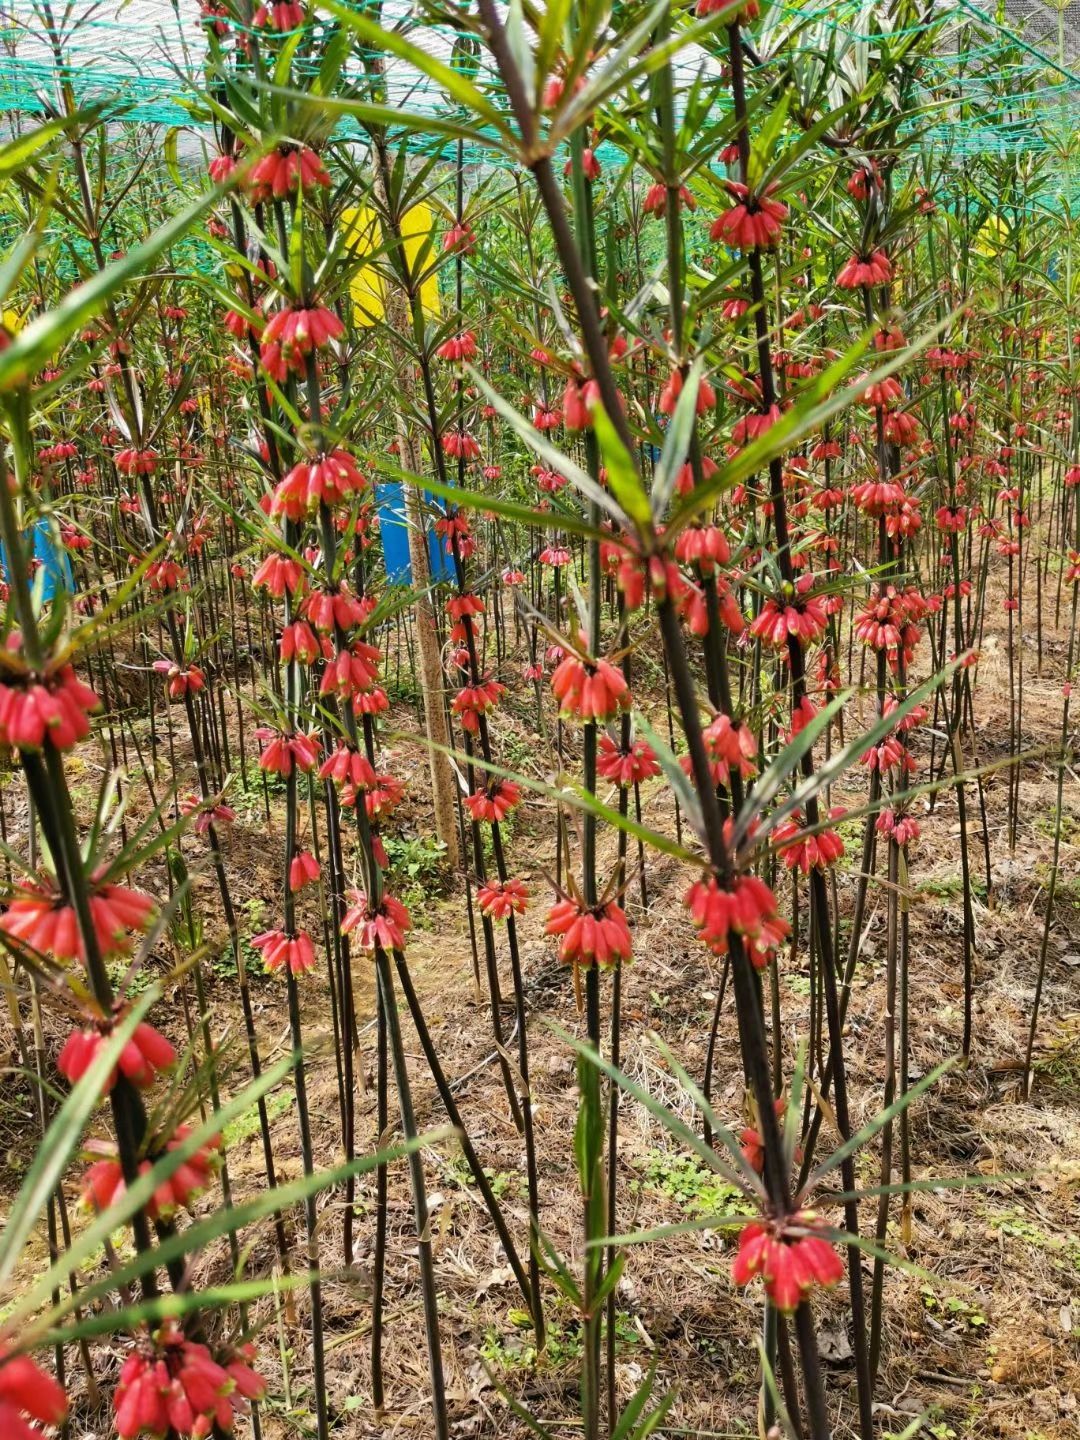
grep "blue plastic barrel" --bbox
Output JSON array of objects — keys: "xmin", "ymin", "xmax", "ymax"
[
  {"xmin": 0, "ymin": 518, "xmax": 74, "ymax": 603},
  {"xmin": 374, "ymin": 482, "xmax": 454, "ymax": 586}
]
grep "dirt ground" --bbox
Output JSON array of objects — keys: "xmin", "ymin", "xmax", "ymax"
[{"xmin": 4, "ymin": 560, "xmax": 1080, "ymax": 1440}]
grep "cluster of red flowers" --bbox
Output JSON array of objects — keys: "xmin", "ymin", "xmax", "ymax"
[
  {"xmin": 59, "ymin": 1017, "xmax": 176, "ymax": 1091},
  {"xmin": 246, "ymin": 143, "xmax": 329, "ymax": 203},
  {"xmin": 259, "ymin": 304, "xmax": 343, "ymax": 382},
  {"xmin": 712, "ymin": 180, "xmax": 789, "ymax": 251},
  {"xmin": 545, "ymin": 896, "xmax": 633, "ymax": 967},
  {"xmin": 773, "ymin": 809, "xmax": 846, "ymax": 874},
  {"xmin": 685, "ymin": 873, "xmax": 790, "ymax": 968},
  {"xmin": 342, "ymin": 890, "xmax": 411, "ymax": 953},
  {"xmin": 749, "ymin": 574, "xmax": 829, "ymax": 650},
  {"xmin": 551, "ymin": 647, "xmax": 630, "ymax": 722},
  {"xmin": 0, "ymin": 657, "xmax": 100, "ymax": 752},
  {"xmin": 732, "ymin": 1211, "xmax": 844, "ymax": 1312},
  {"xmin": 854, "ymin": 585, "xmax": 927, "ymax": 669},
  {"xmin": 271, "ymin": 450, "xmax": 367, "ymax": 517},
  {"xmin": 1, "ymin": 872, "xmax": 155, "ymax": 964},
  {"xmin": 477, "ymin": 877, "xmax": 529, "ymax": 920},
  {"xmin": 597, "ymin": 733, "xmax": 661, "ymax": 787},
  {"xmin": 83, "ymin": 1127, "xmax": 221, "ymax": 1223},
  {"xmin": 0, "ymin": 1349, "xmax": 68, "ymax": 1440},
  {"xmin": 251, "ymin": 927, "xmax": 317, "ymax": 975},
  {"xmin": 114, "ymin": 1324, "xmax": 264, "ymax": 1438}
]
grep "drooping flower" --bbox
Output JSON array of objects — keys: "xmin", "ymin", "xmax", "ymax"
[
  {"xmin": 318, "ymin": 744, "xmax": 377, "ymax": 792},
  {"xmin": 685, "ymin": 712, "xmax": 758, "ymax": 789},
  {"xmin": 252, "ymin": 553, "xmax": 305, "ymax": 597},
  {"xmin": 732, "ymin": 1212, "xmax": 843, "ymax": 1312},
  {"xmin": 302, "ymin": 583, "xmax": 370, "ymax": 633},
  {"xmin": 539, "ymin": 543, "xmax": 571, "ymax": 567},
  {"xmin": 271, "ymin": 450, "xmax": 366, "ymax": 517},
  {"xmin": 850, "ymin": 478, "xmax": 907, "ymax": 516},
  {"xmin": 255, "ymin": 728, "xmax": 320, "ymax": 776},
  {"xmin": 732, "ymin": 403, "xmax": 783, "ymax": 448},
  {"xmin": 642, "ymin": 182, "xmax": 696, "ymax": 217},
  {"xmin": 152, "ymin": 661, "xmax": 205, "ymax": 699},
  {"xmin": 442, "ymin": 429, "xmax": 482, "ymax": 460},
  {"xmin": 443, "ymin": 222, "xmax": 476, "ymax": 254},
  {"xmin": 0, "ymin": 874, "xmax": 154, "ymax": 964},
  {"xmin": 0, "ymin": 663, "xmax": 100, "ymax": 753},
  {"xmin": 451, "ymin": 677, "xmax": 505, "ymax": 732},
  {"xmin": 247, "ymin": 144, "xmax": 329, "ymax": 203},
  {"xmin": 251, "ymin": 928, "xmax": 317, "ymax": 975},
  {"xmin": 341, "ymin": 891, "xmax": 411, "ymax": 953},
  {"xmin": 114, "ymin": 1324, "xmax": 264, "ymax": 1439},
  {"xmin": 435, "ymin": 331, "xmax": 478, "ymax": 363},
  {"xmin": 464, "ymin": 778, "xmax": 521, "ymax": 824},
  {"xmin": 545, "ymin": 897, "xmax": 632, "ymax": 967},
  {"xmin": 685, "ymin": 873, "xmax": 789, "ymax": 968},
  {"xmin": 146, "ymin": 558, "xmax": 186, "ymax": 593},
  {"xmin": 319, "ymin": 641, "xmax": 382, "ymax": 701},
  {"xmin": 876, "ymin": 807, "xmax": 921, "ymax": 848},
  {"xmin": 253, "ymin": 0, "xmax": 305, "ymax": 29},
  {"xmin": 658, "ymin": 368, "xmax": 716, "ymax": 416},
  {"xmin": 563, "ymin": 376, "xmax": 603, "ymax": 432},
  {"xmin": 0, "ymin": 1347, "xmax": 68, "ymax": 1440},
  {"xmin": 180, "ymin": 795, "xmax": 236, "ymax": 835},
  {"xmin": 58, "ymin": 1019, "xmax": 175, "ymax": 1091},
  {"xmin": 280, "ymin": 620, "xmax": 327, "ymax": 666},
  {"xmin": 551, "ymin": 648, "xmax": 630, "ymax": 722},
  {"xmin": 697, "ymin": 0, "xmax": 758, "ymax": 17},
  {"xmin": 711, "ymin": 181, "xmax": 788, "ymax": 251},
  {"xmin": 773, "ymin": 809, "xmax": 846, "ymax": 874},
  {"xmin": 836, "ymin": 249, "xmax": 893, "ymax": 290},
  {"xmin": 748, "ymin": 575, "xmax": 828, "ymax": 649},
  {"xmin": 83, "ymin": 1127, "xmax": 220, "ymax": 1223},
  {"xmin": 259, "ymin": 304, "xmax": 343, "ymax": 380},
  {"xmin": 597, "ymin": 734, "xmax": 661, "ymax": 787},
  {"xmin": 476, "ymin": 878, "xmax": 529, "ymax": 921},
  {"xmin": 114, "ymin": 447, "xmax": 158, "ymax": 477},
  {"xmin": 674, "ymin": 524, "xmax": 731, "ymax": 573},
  {"xmin": 208, "ymin": 153, "xmax": 237, "ymax": 184},
  {"xmin": 361, "ymin": 773, "xmax": 406, "ymax": 821},
  {"xmin": 288, "ymin": 851, "xmax": 320, "ymax": 892}
]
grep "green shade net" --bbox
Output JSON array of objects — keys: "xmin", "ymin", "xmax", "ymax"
[{"xmin": 1, "ymin": 0, "xmax": 1079, "ymax": 195}]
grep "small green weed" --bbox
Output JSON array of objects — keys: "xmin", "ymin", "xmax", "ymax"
[{"xmin": 631, "ymin": 1149, "xmax": 755, "ymax": 1221}]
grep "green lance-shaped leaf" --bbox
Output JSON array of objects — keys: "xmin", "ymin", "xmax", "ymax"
[
  {"xmin": 651, "ymin": 357, "xmax": 704, "ymax": 526},
  {"xmin": 649, "ymin": 1033, "xmax": 761, "ymax": 1186},
  {"xmin": 44, "ymin": 1276, "xmax": 322, "ymax": 1346},
  {"xmin": 7, "ymin": 1045, "xmax": 304, "ymax": 1328},
  {"xmin": 736, "ymin": 687, "xmax": 850, "ymax": 839},
  {"xmin": 804, "ymin": 1057, "xmax": 956, "ymax": 1194},
  {"xmin": 733, "ymin": 660, "xmax": 960, "ymax": 852},
  {"xmin": 0, "ymin": 183, "xmax": 225, "ymax": 391},
  {"xmin": 30, "ymin": 1128, "xmax": 453, "ymax": 1343},
  {"xmin": 754, "ymin": 1335, "xmax": 801, "ymax": 1440},
  {"xmin": 632, "ymin": 709, "xmax": 704, "ymax": 844},
  {"xmin": 0, "ymin": 116, "xmax": 70, "ymax": 178},
  {"xmin": 322, "ymin": 3, "xmax": 514, "ymax": 137},
  {"xmin": 551, "ymin": 1021, "xmax": 764, "ymax": 1206},
  {"xmin": 667, "ymin": 309, "xmax": 964, "ymax": 539},
  {"xmin": 374, "ymin": 457, "xmax": 612, "ymax": 545},
  {"xmin": 591, "ymin": 399, "xmax": 652, "ymax": 533},
  {"xmin": 464, "ymin": 364, "xmax": 630, "ymax": 526},
  {"xmin": 535, "ymin": 0, "xmax": 573, "ymax": 96},
  {"xmin": 413, "ymin": 733, "xmax": 698, "ymax": 866},
  {"xmin": 0, "ymin": 989, "xmax": 159, "ymax": 1292}
]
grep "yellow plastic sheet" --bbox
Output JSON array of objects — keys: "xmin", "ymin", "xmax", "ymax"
[{"xmin": 341, "ymin": 203, "xmax": 441, "ymax": 326}]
